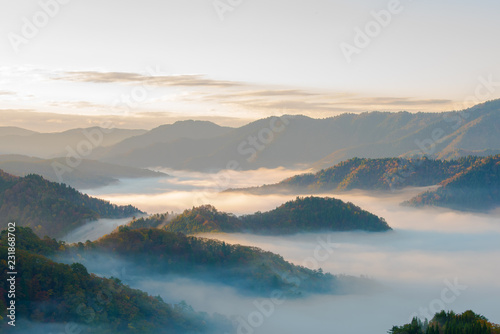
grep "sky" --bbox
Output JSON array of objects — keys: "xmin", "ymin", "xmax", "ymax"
[{"xmin": 1, "ymin": 0, "xmax": 500, "ymax": 131}]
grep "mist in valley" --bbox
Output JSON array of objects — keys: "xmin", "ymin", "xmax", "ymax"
[{"xmin": 60, "ymin": 168, "xmax": 500, "ymax": 333}]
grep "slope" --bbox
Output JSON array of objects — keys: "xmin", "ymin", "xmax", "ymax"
[
  {"xmin": 136, "ymin": 196, "xmax": 391, "ymax": 235},
  {"xmin": 405, "ymin": 155, "xmax": 500, "ymax": 212},
  {"xmin": 95, "ymin": 100, "xmax": 500, "ymax": 171},
  {"xmin": 0, "ymin": 170, "xmax": 142, "ymax": 238}
]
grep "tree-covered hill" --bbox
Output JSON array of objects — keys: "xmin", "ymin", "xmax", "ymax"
[
  {"xmin": 240, "ymin": 196, "xmax": 391, "ymax": 234},
  {"xmin": 61, "ymin": 227, "xmax": 337, "ymax": 297},
  {"xmin": 163, "ymin": 205, "xmax": 243, "ymax": 234},
  {"xmin": 226, "ymin": 157, "xmax": 480, "ymax": 195},
  {"xmin": 159, "ymin": 197, "xmax": 391, "ymax": 235},
  {"xmin": 0, "ymin": 170, "xmax": 143, "ymax": 238},
  {"xmin": 405, "ymin": 155, "xmax": 500, "ymax": 212},
  {"xmin": 389, "ymin": 310, "xmax": 500, "ymax": 334},
  {"xmin": 0, "ymin": 229, "xmax": 232, "ymax": 334}
]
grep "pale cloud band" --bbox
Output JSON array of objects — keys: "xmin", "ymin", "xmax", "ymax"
[{"xmin": 0, "ymin": 67, "xmax": 460, "ymax": 132}]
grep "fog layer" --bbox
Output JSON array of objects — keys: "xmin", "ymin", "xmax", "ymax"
[{"xmin": 76, "ymin": 168, "xmax": 500, "ymax": 333}]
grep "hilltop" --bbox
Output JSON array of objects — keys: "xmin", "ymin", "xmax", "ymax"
[{"xmin": 128, "ymin": 196, "xmax": 391, "ymax": 235}]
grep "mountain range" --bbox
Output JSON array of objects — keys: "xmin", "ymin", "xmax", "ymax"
[
  {"xmin": 226, "ymin": 155, "xmax": 500, "ymax": 212},
  {"xmin": 2, "ymin": 100, "xmax": 499, "ymax": 172},
  {"xmin": 0, "ymin": 126, "xmax": 146, "ymax": 158},
  {"xmin": 89, "ymin": 100, "xmax": 499, "ymax": 171}
]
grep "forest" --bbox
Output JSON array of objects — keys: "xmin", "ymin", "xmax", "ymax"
[
  {"xmin": 60, "ymin": 226, "xmax": 338, "ymax": 296},
  {"xmin": 226, "ymin": 155, "xmax": 500, "ymax": 212},
  {"xmin": 227, "ymin": 156, "xmax": 482, "ymax": 194},
  {"xmin": 0, "ymin": 170, "xmax": 142, "ymax": 238},
  {"xmin": 0, "ymin": 228, "xmax": 232, "ymax": 333},
  {"xmin": 389, "ymin": 310, "xmax": 500, "ymax": 334},
  {"xmin": 405, "ymin": 155, "xmax": 500, "ymax": 211}
]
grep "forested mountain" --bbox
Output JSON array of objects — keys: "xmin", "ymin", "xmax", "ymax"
[
  {"xmin": 61, "ymin": 227, "xmax": 338, "ymax": 296},
  {"xmin": 144, "ymin": 196, "xmax": 391, "ymax": 235},
  {"xmin": 0, "ymin": 170, "xmax": 142, "ymax": 238},
  {"xmin": 2, "ymin": 101, "xmax": 498, "ymax": 172},
  {"xmin": 226, "ymin": 157, "xmax": 480, "ymax": 194},
  {"xmin": 239, "ymin": 196, "xmax": 391, "ymax": 234},
  {"xmin": 92, "ymin": 100, "xmax": 500, "ymax": 171},
  {"xmin": 0, "ymin": 127, "xmax": 146, "ymax": 158},
  {"xmin": 0, "ymin": 228, "xmax": 233, "ymax": 334},
  {"xmin": 0, "ymin": 155, "xmax": 167, "ymax": 189},
  {"xmin": 405, "ymin": 155, "xmax": 500, "ymax": 212},
  {"xmin": 389, "ymin": 310, "xmax": 500, "ymax": 334}
]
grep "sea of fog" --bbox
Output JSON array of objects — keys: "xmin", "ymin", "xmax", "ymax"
[{"xmin": 71, "ymin": 168, "xmax": 500, "ymax": 334}]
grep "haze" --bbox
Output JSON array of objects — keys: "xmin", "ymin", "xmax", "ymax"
[{"xmin": 63, "ymin": 168, "xmax": 500, "ymax": 334}]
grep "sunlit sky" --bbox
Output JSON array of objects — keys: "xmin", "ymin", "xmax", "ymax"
[{"xmin": 1, "ymin": 0, "xmax": 499, "ymax": 131}]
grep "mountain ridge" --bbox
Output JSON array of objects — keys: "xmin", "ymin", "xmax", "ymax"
[{"xmin": 91, "ymin": 100, "xmax": 500, "ymax": 171}]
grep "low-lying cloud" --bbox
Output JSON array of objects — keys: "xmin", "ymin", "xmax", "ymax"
[{"xmin": 73, "ymin": 168, "xmax": 500, "ymax": 333}]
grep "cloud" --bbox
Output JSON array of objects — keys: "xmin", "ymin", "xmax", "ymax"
[
  {"xmin": 68, "ymin": 168, "xmax": 500, "ymax": 333},
  {"xmin": 0, "ymin": 90, "xmax": 16, "ymax": 96},
  {"xmin": 342, "ymin": 97, "xmax": 454, "ymax": 106},
  {"xmin": 56, "ymin": 71, "xmax": 242, "ymax": 88},
  {"xmin": 47, "ymin": 100, "xmax": 111, "ymax": 110},
  {"xmin": 207, "ymin": 89, "xmax": 319, "ymax": 99}
]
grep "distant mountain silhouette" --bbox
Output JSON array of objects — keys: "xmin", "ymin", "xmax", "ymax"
[
  {"xmin": 0, "ymin": 154, "xmax": 167, "ymax": 189},
  {"xmin": 93, "ymin": 100, "xmax": 500, "ymax": 171},
  {"xmin": 0, "ymin": 127, "xmax": 146, "ymax": 158},
  {"xmin": 0, "ymin": 126, "xmax": 37, "ymax": 137},
  {"xmin": 90, "ymin": 120, "xmax": 233, "ymax": 161}
]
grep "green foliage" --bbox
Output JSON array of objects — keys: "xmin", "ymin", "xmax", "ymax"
[
  {"xmin": 62, "ymin": 228, "xmax": 336, "ymax": 296},
  {"xmin": 0, "ymin": 170, "xmax": 143, "ymax": 238},
  {"xmin": 406, "ymin": 155, "xmax": 500, "ymax": 212},
  {"xmin": 165, "ymin": 205, "xmax": 242, "ymax": 234},
  {"xmin": 240, "ymin": 196, "xmax": 391, "ymax": 234},
  {"xmin": 162, "ymin": 197, "xmax": 390, "ymax": 235},
  {"xmin": 126, "ymin": 212, "xmax": 172, "ymax": 230},
  {"xmin": 0, "ymin": 226, "xmax": 63, "ymax": 255},
  {"xmin": 231, "ymin": 156, "xmax": 481, "ymax": 194},
  {"xmin": 389, "ymin": 310, "xmax": 500, "ymax": 334},
  {"xmin": 0, "ymin": 237, "xmax": 232, "ymax": 333}
]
